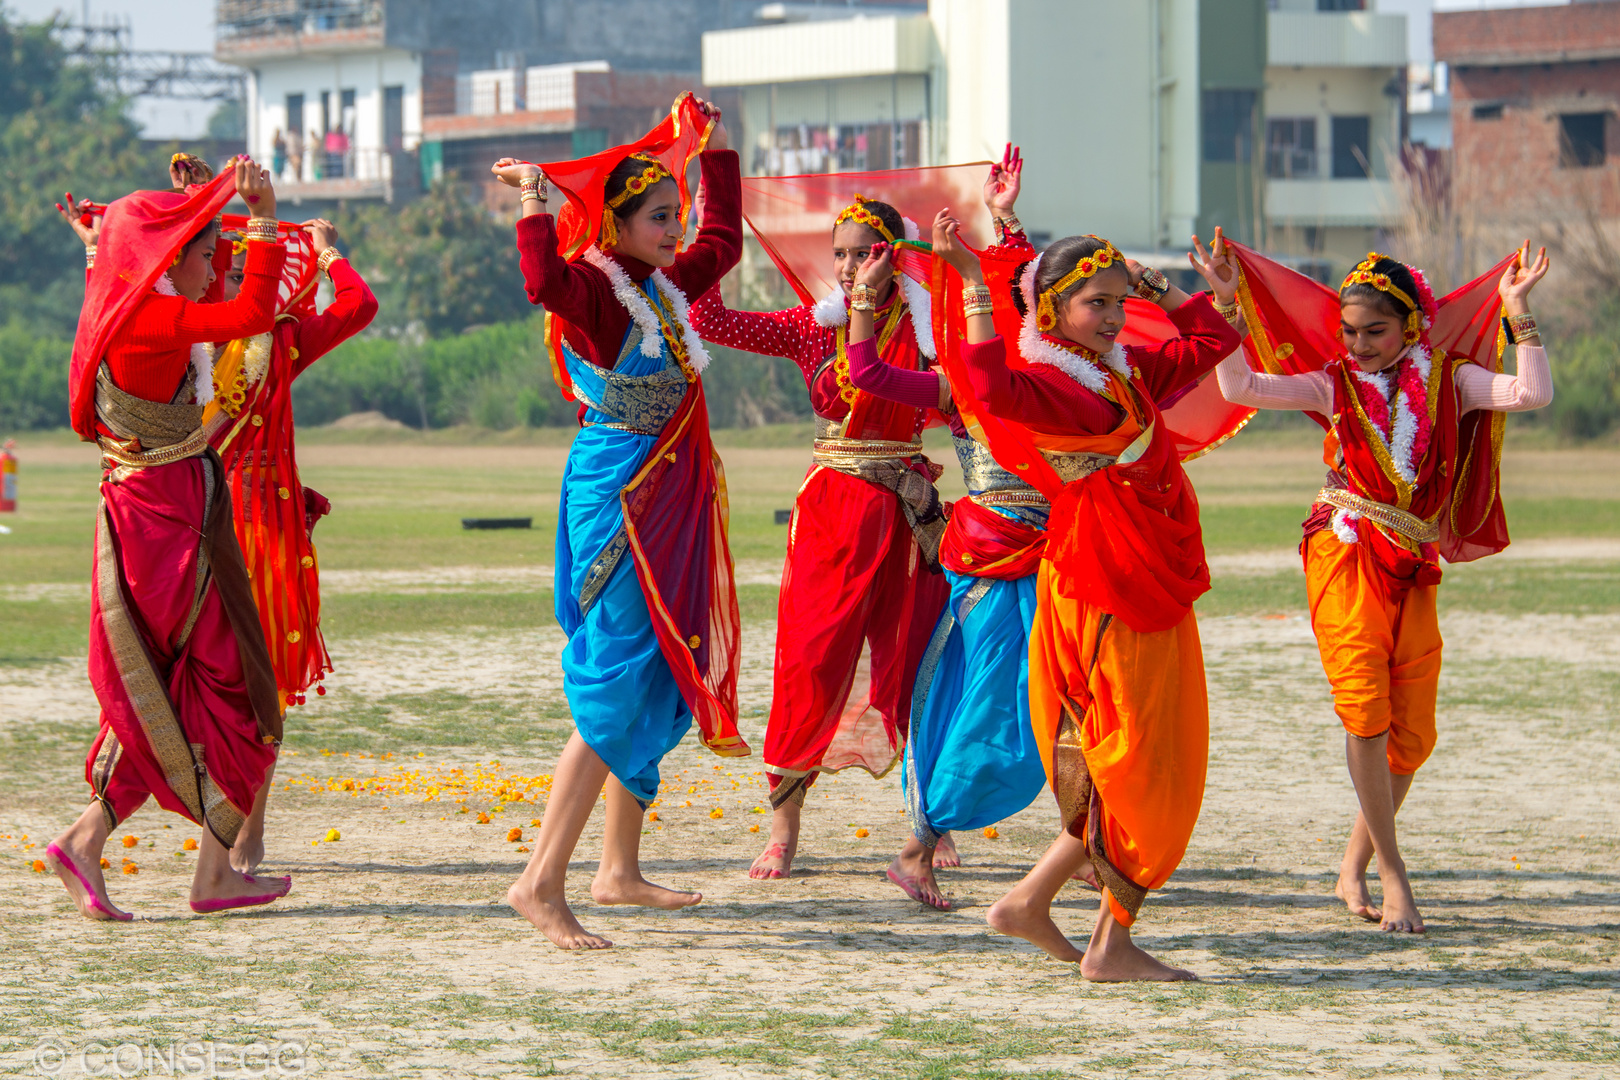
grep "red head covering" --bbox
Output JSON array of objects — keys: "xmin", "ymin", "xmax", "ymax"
[
  {"xmin": 69, "ymin": 171, "xmax": 237, "ymax": 440},
  {"xmin": 218, "ymin": 213, "xmax": 320, "ymax": 319},
  {"xmin": 535, "ymin": 92, "xmax": 715, "ymax": 262}
]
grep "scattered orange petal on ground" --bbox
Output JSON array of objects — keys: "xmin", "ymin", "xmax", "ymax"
[
  {"xmin": 506, "ymin": 827, "xmax": 523, "ymax": 842},
  {"xmin": 325, "ymin": 828, "xmax": 341, "ymax": 842},
  {"xmin": 121, "ymin": 863, "xmax": 138, "ymax": 874},
  {"xmin": 749, "ymin": 824, "xmax": 760, "ymax": 833},
  {"xmin": 30, "ymin": 859, "xmax": 44, "ymax": 872},
  {"xmin": 530, "ymin": 818, "xmax": 542, "ymax": 827},
  {"xmin": 476, "ymin": 812, "xmax": 491, "ymax": 824},
  {"xmin": 983, "ymin": 826, "xmax": 999, "ymax": 839},
  {"xmin": 122, "ymin": 835, "xmax": 138, "ymax": 848},
  {"xmin": 99, "ymin": 858, "xmax": 110, "ymax": 869},
  {"xmin": 648, "ymin": 811, "xmax": 659, "ymax": 822},
  {"xmin": 182, "ymin": 838, "xmax": 198, "ymax": 851},
  {"xmin": 516, "ymin": 846, "xmax": 529, "ymax": 853},
  {"xmin": 710, "ymin": 807, "xmax": 723, "ymax": 819},
  {"xmin": 854, "ymin": 828, "xmax": 869, "ymax": 838}
]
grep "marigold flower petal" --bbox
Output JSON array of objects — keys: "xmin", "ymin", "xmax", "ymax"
[
  {"xmin": 325, "ymin": 828, "xmax": 341, "ymax": 842},
  {"xmin": 854, "ymin": 828, "xmax": 870, "ymax": 839},
  {"xmin": 122, "ymin": 835, "xmax": 138, "ymax": 848}
]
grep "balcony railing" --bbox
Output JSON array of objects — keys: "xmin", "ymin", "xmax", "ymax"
[{"xmin": 217, "ymin": 0, "xmax": 383, "ymax": 41}]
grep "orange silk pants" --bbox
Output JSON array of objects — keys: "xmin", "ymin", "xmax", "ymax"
[
  {"xmin": 1028, "ymin": 561, "xmax": 1209, "ymax": 927},
  {"xmin": 1304, "ymin": 529, "xmax": 1442, "ymax": 776}
]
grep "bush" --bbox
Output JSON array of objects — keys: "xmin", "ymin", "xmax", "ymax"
[
  {"xmin": 0, "ymin": 320, "xmax": 69, "ymax": 430},
  {"xmin": 1547, "ymin": 330, "xmax": 1620, "ymax": 440}
]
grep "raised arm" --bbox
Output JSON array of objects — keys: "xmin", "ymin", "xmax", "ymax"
[
  {"xmin": 290, "ymin": 229, "xmax": 378, "ymax": 377},
  {"xmin": 1130, "ymin": 293, "xmax": 1242, "ymax": 405},
  {"xmin": 144, "ymin": 239, "xmax": 286, "ymax": 345},
  {"xmin": 512, "ymin": 211, "xmax": 617, "ymax": 329},
  {"xmin": 1458, "ymin": 241, "xmax": 1554, "ymax": 414},
  {"xmin": 846, "ymin": 242, "xmax": 948, "ymax": 410},
  {"xmin": 665, "ymin": 149, "xmax": 743, "ymax": 300},
  {"xmin": 1215, "ymin": 352, "xmax": 1334, "ymax": 414}
]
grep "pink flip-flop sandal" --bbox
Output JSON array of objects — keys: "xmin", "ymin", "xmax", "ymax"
[
  {"xmin": 45, "ymin": 842, "xmax": 133, "ymax": 922},
  {"xmin": 189, "ymin": 874, "xmax": 292, "ymax": 914},
  {"xmin": 887, "ymin": 866, "xmax": 951, "ymax": 910}
]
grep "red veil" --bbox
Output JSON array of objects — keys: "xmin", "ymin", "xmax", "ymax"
[
  {"xmin": 1226, "ymin": 240, "xmax": 1517, "ymax": 562},
  {"xmin": 212, "ymin": 214, "xmax": 321, "ymax": 318},
  {"xmin": 69, "ymin": 171, "xmax": 238, "ymax": 440},
  {"xmin": 927, "ymin": 240, "xmax": 1254, "ymax": 500},
  {"xmin": 532, "ymin": 92, "xmax": 715, "ymax": 401}
]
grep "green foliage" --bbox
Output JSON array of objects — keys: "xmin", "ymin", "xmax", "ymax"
[
  {"xmin": 1546, "ymin": 322, "xmax": 1620, "ymax": 440},
  {"xmin": 342, "ymin": 179, "xmax": 532, "ymax": 335},
  {"xmin": 207, "ymin": 98, "xmax": 245, "ymax": 140},
  {"xmin": 0, "ymin": 319, "xmax": 70, "ymax": 430},
  {"xmin": 291, "ymin": 316, "xmax": 572, "ymax": 429}
]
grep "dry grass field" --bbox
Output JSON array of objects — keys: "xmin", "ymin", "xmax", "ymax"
[{"xmin": 1, "ymin": 424, "xmax": 1616, "ymax": 1078}]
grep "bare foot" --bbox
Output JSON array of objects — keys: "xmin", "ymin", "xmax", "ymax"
[
  {"xmin": 45, "ymin": 841, "xmax": 131, "ymax": 922},
  {"xmin": 507, "ymin": 880, "xmax": 612, "ymax": 949},
  {"xmin": 189, "ymin": 868, "xmax": 292, "ymax": 909},
  {"xmin": 1080, "ymin": 936, "xmax": 1198, "ymax": 982},
  {"xmin": 1374, "ymin": 857, "xmax": 1424, "ymax": 934},
  {"xmin": 986, "ymin": 894, "xmax": 1085, "ymax": 963},
  {"xmin": 749, "ymin": 806, "xmax": 801, "ymax": 880},
  {"xmin": 590, "ymin": 871, "xmax": 701, "ymax": 910},
  {"xmin": 230, "ymin": 830, "xmax": 264, "ymax": 875},
  {"xmin": 888, "ymin": 839, "xmax": 949, "ymax": 910},
  {"xmin": 1335, "ymin": 866, "xmax": 1382, "ymax": 922},
  {"xmin": 933, "ymin": 832, "xmax": 961, "ymax": 868}
]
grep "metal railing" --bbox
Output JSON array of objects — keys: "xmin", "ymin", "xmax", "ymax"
[
  {"xmin": 216, "ymin": 0, "xmax": 383, "ymax": 41},
  {"xmin": 273, "ymin": 144, "xmax": 394, "ymax": 186}
]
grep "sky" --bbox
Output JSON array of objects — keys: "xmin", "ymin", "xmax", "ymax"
[
  {"xmin": 3, "ymin": 0, "xmax": 1575, "ymax": 137},
  {"xmin": 7, "ymin": 0, "xmax": 217, "ymax": 137}
]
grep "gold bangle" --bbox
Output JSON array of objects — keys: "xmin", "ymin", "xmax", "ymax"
[
  {"xmin": 317, "ymin": 247, "xmax": 344, "ymax": 274},
  {"xmin": 1135, "ymin": 266, "xmax": 1169, "ymax": 303},
  {"xmin": 962, "ymin": 283, "xmax": 993, "ymax": 317},
  {"xmin": 1506, "ymin": 312, "xmax": 1538, "ymax": 343},
  {"xmin": 85, "ymin": 245, "xmax": 97, "ymax": 268},
  {"xmin": 244, "ymin": 217, "xmax": 280, "ymax": 244},
  {"xmin": 1213, "ymin": 297, "xmax": 1241, "ymax": 320},
  {"xmin": 850, "ymin": 283, "xmax": 878, "ymax": 311},
  {"xmin": 520, "ymin": 175, "xmax": 547, "ymax": 203},
  {"xmin": 993, "ymin": 214, "xmax": 1023, "ymax": 240}
]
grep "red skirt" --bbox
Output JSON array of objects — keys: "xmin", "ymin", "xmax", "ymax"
[{"xmin": 764, "ymin": 465, "xmax": 948, "ymax": 805}]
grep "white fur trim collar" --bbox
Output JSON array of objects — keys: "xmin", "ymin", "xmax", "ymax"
[
  {"xmin": 812, "ymin": 287, "xmax": 847, "ymax": 329},
  {"xmin": 153, "ymin": 272, "xmax": 216, "ymax": 405},
  {"xmin": 1016, "ymin": 256, "xmax": 1129, "ymax": 391},
  {"xmin": 808, "ymin": 217, "xmax": 934, "ymax": 360},
  {"xmin": 582, "ymin": 246, "xmax": 712, "ymax": 375}
]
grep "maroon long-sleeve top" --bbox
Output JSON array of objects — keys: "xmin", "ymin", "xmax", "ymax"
[
  {"xmin": 961, "ymin": 293, "xmax": 1241, "ymax": 435},
  {"xmin": 281, "ymin": 258, "xmax": 378, "ymax": 376},
  {"xmin": 514, "ymin": 149, "xmax": 743, "ymax": 366}
]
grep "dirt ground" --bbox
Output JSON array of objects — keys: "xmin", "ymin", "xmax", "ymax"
[{"xmin": 1, "ymin": 436, "xmax": 1616, "ymax": 1077}]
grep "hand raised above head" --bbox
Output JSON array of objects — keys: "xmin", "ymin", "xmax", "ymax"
[
  {"xmin": 235, "ymin": 156, "xmax": 277, "ymax": 218},
  {"xmin": 1499, "ymin": 239, "xmax": 1550, "ymax": 307},
  {"xmin": 57, "ymin": 192, "xmax": 101, "ymax": 248},
  {"xmin": 1188, "ymin": 226, "xmax": 1239, "ymax": 306},
  {"xmin": 855, "ymin": 241, "xmax": 894, "ymax": 290},
  {"xmin": 984, "ymin": 142, "xmax": 1023, "ymax": 216},
  {"xmin": 691, "ymin": 96, "xmax": 729, "ymax": 152},
  {"xmin": 302, "ymin": 218, "xmax": 338, "ymax": 254},
  {"xmin": 490, "ymin": 158, "xmax": 543, "ymax": 188},
  {"xmin": 932, "ymin": 207, "xmax": 983, "ymax": 282}
]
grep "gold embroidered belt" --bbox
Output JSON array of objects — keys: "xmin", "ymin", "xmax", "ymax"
[
  {"xmin": 812, "ymin": 438, "xmax": 924, "ymax": 465},
  {"xmin": 1316, "ymin": 487, "xmax": 1439, "ymax": 545},
  {"xmin": 1039, "ymin": 449, "xmax": 1117, "ymax": 483},
  {"xmin": 971, "ymin": 490, "xmax": 1049, "ymax": 509},
  {"xmin": 97, "ymin": 429, "xmax": 212, "ymax": 472}
]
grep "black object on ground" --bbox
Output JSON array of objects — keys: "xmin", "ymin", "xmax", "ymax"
[
  {"xmin": 462, "ymin": 518, "xmax": 533, "ymax": 530},
  {"xmin": 774, "ymin": 509, "xmax": 793, "ymax": 525}
]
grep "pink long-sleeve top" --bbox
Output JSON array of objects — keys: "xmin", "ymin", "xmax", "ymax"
[
  {"xmin": 514, "ymin": 149, "xmax": 742, "ymax": 368},
  {"xmin": 1215, "ymin": 344, "xmax": 1553, "ymax": 415},
  {"xmin": 962, "ymin": 293, "xmax": 1243, "ymax": 435}
]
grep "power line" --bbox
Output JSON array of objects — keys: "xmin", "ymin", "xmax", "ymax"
[{"xmin": 52, "ymin": 18, "xmax": 245, "ymax": 102}]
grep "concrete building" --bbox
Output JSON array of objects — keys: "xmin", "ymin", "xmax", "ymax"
[
  {"xmin": 703, "ymin": 0, "xmax": 1406, "ymax": 278},
  {"xmin": 214, "ymin": 0, "xmax": 778, "ymax": 206},
  {"xmin": 1435, "ymin": 0, "xmax": 1620, "ymax": 222},
  {"xmin": 1262, "ymin": 0, "xmax": 1408, "ymax": 276}
]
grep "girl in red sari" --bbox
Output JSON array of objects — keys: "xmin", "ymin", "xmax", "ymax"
[
  {"xmin": 46, "ymin": 159, "xmax": 294, "ymax": 920},
  {"xmin": 933, "ymin": 211, "xmax": 1242, "ymax": 980},
  {"xmin": 492, "ymin": 95, "xmax": 747, "ymax": 950},
  {"xmin": 1217, "ymin": 243, "xmax": 1552, "ymax": 933},
  {"xmin": 690, "ymin": 193, "xmax": 951, "ymax": 880}
]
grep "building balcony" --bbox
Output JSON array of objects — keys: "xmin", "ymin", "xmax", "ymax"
[
  {"xmin": 275, "ymin": 146, "xmax": 396, "ymax": 203},
  {"xmin": 1268, "ymin": 11, "xmax": 1406, "ymax": 69},
  {"xmin": 702, "ymin": 14, "xmax": 933, "ymax": 87},
  {"xmin": 216, "ymin": 0, "xmax": 386, "ymax": 62},
  {"xmin": 1266, "ymin": 176, "xmax": 1397, "ymax": 228}
]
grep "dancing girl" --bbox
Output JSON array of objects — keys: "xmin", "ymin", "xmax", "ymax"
[
  {"xmin": 689, "ymin": 184, "xmax": 950, "ymax": 882},
  {"xmin": 46, "ymin": 159, "xmax": 294, "ymax": 919},
  {"xmin": 932, "ymin": 208, "xmax": 1243, "ymax": 979},
  {"xmin": 491, "ymin": 95, "xmax": 747, "ymax": 949},
  {"xmin": 1217, "ymin": 242, "xmax": 1553, "ymax": 933}
]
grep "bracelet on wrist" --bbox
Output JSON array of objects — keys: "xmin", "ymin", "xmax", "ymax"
[
  {"xmin": 992, "ymin": 214, "xmax": 1023, "ymax": 242},
  {"xmin": 1212, "ymin": 297, "xmax": 1241, "ymax": 321},
  {"xmin": 317, "ymin": 247, "xmax": 344, "ymax": 274},
  {"xmin": 85, "ymin": 245, "xmax": 97, "ymax": 269},
  {"xmin": 519, "ymin": 175, "xmax": 548, "ymax": 204},
  {"xmin": 850, "ymin": 283, "xmax": 879, "ymax": 311},
  {"xmin": 962, "ymin": 283, "xmax": 994, "ymax": 318},
  {"xmin": 244, "ymin": 217, "xmax": 280, "ymax": 244},
  {"xmin": 1504, "ymin": 311, "xmax": 1539, "ymax": 344},
  {"xmin": 1134, "ymin": 267, "xmax": 1169, "ymax": 303}
]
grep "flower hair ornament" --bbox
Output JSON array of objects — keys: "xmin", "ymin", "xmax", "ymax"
[
  {"xmin": 834, "ymin": 195, "xmax": 896, "ymax": 245},
  {"xmin": 599, "ymin": 152, "xmax": 673, "ymax": 250},
  {"xmin": 1342, "ymin": 252, "xmax": 1436, "ymax": 347},
  {"xmin": 1035, "ymin": 236, "xmax": 1125, "ymax": 332},
  {"xmin": 1017, "ymin": 251, "xmax": 1131, "ymax": 393}
]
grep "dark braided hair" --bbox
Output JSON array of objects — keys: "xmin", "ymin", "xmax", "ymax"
[
  {"xmin": 1339, "ymin": 255, "xmax": 1419, "ymax": 322},
  {"xmin": 1008, "ymin": 235, "xmax": 1124, "ymax": 317}
]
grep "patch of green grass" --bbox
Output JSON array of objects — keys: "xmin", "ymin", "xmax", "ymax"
[
  {"xmin": 0, "ymin": 598, "xmax": 88, "ymax": 663},
  {"xmin": 287, "ymin": 688, "xmax": 573, "ymax": 755}
]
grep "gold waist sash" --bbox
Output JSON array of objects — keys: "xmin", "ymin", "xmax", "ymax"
[
  {"xmin": 812, "ymin": 437, "xmax": 925, "ymax": 465},
  {"xmin": 1316, "ymin": 486, "xmax": 1439, "ymax": 545},
  {"xmin": 1038, "ymin": 448, "xmax": 1117, "ymax": 483}
]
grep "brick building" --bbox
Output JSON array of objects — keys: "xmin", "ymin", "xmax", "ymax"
[{"xmin": 1435, "ymin": 0, "xmax": 1620, "ymax": 219}]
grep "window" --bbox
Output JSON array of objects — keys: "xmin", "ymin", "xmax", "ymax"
[
  {"xmin": 1560, "ymin": 112, "xmax": 1607, "ymax": 168},
  {"xmin": 754, "ymin": 122, "xmax": 924, "ymax": 176},
  {"xmin": 285, "ymin": 93, "xmax": 304, "ymax": 139},
  {"xmin": 1472, "ymin": 102, "xmax": 1503, "ymax": 121},
  {"xmin": 1317, "ymin": 0, "xmax": 1365, "ymax": 10},
  {"xmin": 1331, "ymin": 115, "xmax": 1371, "ymax": 178},
  {"xmin": 1266, "ymin": 117, "xmax": 1317, "ymax": 178},
  {"xmin": 383, "ymin": 86, "xmax": 404, "ymax": 152},
  {"xmin": 1203, "ymin": 90, "xmax": 1258, "ymax": 163}
]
